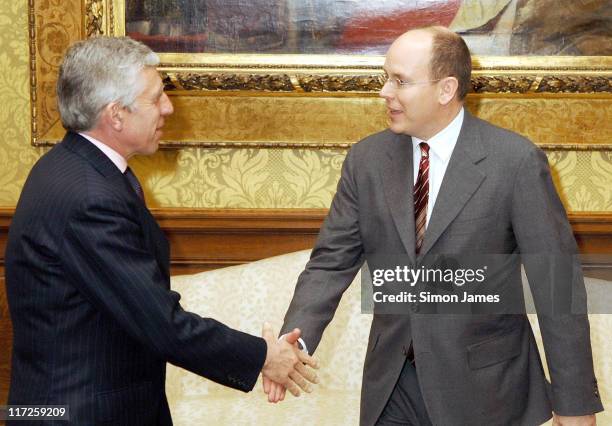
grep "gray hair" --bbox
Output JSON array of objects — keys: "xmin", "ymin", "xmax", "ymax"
[{"xmin": 57, "ymin": 36, "xmax": 159, "ymax": 132}]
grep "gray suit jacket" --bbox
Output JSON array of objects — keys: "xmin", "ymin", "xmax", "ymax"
[{"xmin": 282, "ymin": 111, "xmax": 603, "ymax": 425}]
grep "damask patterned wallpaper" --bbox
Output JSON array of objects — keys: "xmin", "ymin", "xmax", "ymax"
[
  {"xmin": 0, "ymin": 2, "xmax": 611, "ymax": 211},
  {"xmin": 0, "ymin": 2, "xmax": 45, "ymax": 206}
]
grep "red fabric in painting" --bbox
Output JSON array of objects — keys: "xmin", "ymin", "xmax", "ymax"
[{"xmin": 338, "ymin": 0, "xmax": 461, "ymax": 49}]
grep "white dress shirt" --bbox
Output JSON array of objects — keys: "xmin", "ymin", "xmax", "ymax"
[
  {"xmin": 79, "ymin": 132, "xmax": 128, "ymax": 173},
  {"xmin": 412, "ymin": 107, "xmax": 464, "ymax": 227},
  {"xmin": 292, "ymin": 109, "xmax": 465, "ymax": 353}
]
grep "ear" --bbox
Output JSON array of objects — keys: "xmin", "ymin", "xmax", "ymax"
[
  {"xmin": 102, "ymin": 102, "xmax": 124, "ymax": 132},
  {"xmin": 438, "ymin": 77, "xmax": 459, "ymax": 105}
]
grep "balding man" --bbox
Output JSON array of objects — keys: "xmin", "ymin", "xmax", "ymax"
[{"xmin": 269, "ymin": 27, "xmax": 603, "ymax": 425}]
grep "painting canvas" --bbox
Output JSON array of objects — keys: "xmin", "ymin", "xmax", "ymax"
[
  {"xmin": 125, "ymin": 0, "xmax": 612, "ymax": 56},
  {"xmin": 28, "ymin": 0, "xmax": 612, "ymax": 148}
]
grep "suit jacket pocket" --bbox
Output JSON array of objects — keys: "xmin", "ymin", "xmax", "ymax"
[
  {"xmin": 446, "ymin": 216, "xmax": 495, "ymax": 236},
  {"xmin": 467, "ymin": 326, "xmax": 523, "ymax": 370},
  {"xmin": 96, "ymin": 381, "xmax": 153, "ymax": 424}
]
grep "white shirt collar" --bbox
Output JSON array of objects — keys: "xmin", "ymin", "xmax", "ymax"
[
  {"xmin": 79, "ymin": 132, "xmax": 128, "ymax": 173},
  {"xmin": 411, "ymin": 107, "xmax": 464, "ymax": 164}
]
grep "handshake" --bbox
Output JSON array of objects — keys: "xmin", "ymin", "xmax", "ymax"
[{"xmin": 261, "ymin": 323, "xmax": 320, "ymax": 403}]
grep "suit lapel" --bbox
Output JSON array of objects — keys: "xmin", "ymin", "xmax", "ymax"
[
  {"xmin": 62, "ymin": 132, "xmax": 170, "ymax": 279},
  {"xmin": 380, "ymin": 132, "xmax": 417, "ymax": 264},
  {"xmin": 419, "ymin": 112, "xmax": 487, "ymax": 257},
  {"xmin": 62, "ymin": 132, "xmax": 124, "ymax": 180},
  {"xmin": 63, "ymin": 132, "xmax": 144, "ymax": 209}
]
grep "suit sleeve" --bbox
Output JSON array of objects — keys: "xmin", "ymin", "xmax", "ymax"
[
  {"xmin": 61, "ymin": 195, "xmax": 267, "ymax": 392},
  {"xmin": 511, "ymin": 146, "xmax": 603, "ymax": 415},
  {"xmin": 281, "ymin": 147, "xmax": 365, "ymax": 352}
]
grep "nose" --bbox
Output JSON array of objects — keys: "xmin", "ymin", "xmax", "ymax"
[
  {"xmin": 379, "ymin": 79, "xmax": 393, "ymax": 100},
  {"xmin": 161, "ymin": 92, "xmax": 174, "ymax": 116}
]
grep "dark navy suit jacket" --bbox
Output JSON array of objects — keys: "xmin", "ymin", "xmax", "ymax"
[{"xmin": 5, "ymin": 132, "xmax": 267, "ymax": 425}]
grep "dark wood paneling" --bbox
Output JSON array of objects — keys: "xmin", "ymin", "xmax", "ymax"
[
  {"xmin": 1, "ymin": 208, "xmax": 611, "ymax": 406},
  {"xmin": 570, "ymin": 214, "xmax": 612, "ymax": 280},
  {"xmin": 152, "ymin": 208, "xmax": 327, "ymax": 275},
  {"xmin": 0, "ymin": 211, "xmax": 10, "ymax": 407},
  {"xmin": 1, "ymin": 209, "xmax": 610, "ymax": 275},
  {"xmin": 0, "ymin": 276, "xmax": 11, "ymax": 407}
]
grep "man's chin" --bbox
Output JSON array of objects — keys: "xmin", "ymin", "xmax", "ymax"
[
  {"xmin": 142, "ymin": 139, "xmax": 160, "ymax": 156},
  {"xmin": 387, "ymin": 121, "xmax": 406, "ymax": 135}
]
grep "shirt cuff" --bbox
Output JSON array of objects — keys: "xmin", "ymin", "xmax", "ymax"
[{"xmin": 279, "ymin": 334, "xmax": 309, "ymax": 355}]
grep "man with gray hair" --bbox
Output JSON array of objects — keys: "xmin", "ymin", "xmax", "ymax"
[{"xmin": 5, "ymin": 36, "xmax": 318, "ymax": 425}]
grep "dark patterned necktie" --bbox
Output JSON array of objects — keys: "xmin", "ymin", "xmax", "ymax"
[
  {"xmin": 124, "ymin": 167, "xmax": 145, "ymax": 204},
  {"xmin": 414, "ymin": 143, "xmax": 430, "ymax": 254}
]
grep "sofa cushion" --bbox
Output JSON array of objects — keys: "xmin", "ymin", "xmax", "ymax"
[
  {"xmin": 167, "ymin": 250, "xmax": 370, "ymax": 420},
  {"xmin": 167, "ymin": 250, "xmax": 611, "ymax": 426}
]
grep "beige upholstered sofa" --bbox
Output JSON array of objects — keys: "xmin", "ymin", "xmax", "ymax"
[{"xmin": 167, "ymin": 250, "xmax": 611, "ymax": 426}]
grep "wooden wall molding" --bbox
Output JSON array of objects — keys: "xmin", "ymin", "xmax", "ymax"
[
  {"xmin": 152, "ymin": 208, "xmax": 328, "ymax": 274},
  {"xmin": 0, "ymin": 207, "xmax": 328, "ymax": 277},
  {"xmin": 2, "ymin": 207, "xmax": 612, "ymax": 405},
  {"xmin": 2, "ymin": 207, "xmax": 612, "ymax": 275}
]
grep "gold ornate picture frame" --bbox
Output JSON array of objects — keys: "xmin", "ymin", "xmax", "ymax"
[{"xmin": 29, "ymin": 0, "xmax": 612, "ymax": 149}]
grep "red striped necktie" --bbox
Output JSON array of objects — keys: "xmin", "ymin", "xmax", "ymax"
[{"xmin": 414, "ymin": 142, "xmax": 430, "ymax": 254}]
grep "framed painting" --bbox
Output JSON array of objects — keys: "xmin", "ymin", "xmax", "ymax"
[{"xmin": 29, "ymin": 0, "xmax": 612, "ymax": 148}]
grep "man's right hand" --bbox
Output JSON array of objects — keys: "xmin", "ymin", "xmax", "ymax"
[{"xmin": 261, "ymin": 323, "xmax": 319, "ymax": 399}]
